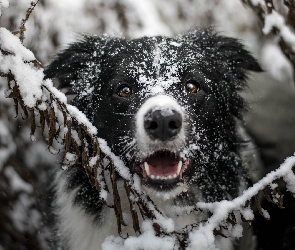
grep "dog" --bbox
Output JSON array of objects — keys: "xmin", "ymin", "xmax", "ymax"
[{"xmin": 44, "ymin": 28, "xmax": 262, "ymax": 250}]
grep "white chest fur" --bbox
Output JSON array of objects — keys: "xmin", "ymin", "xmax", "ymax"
[{"xmin": 55, "ymin": 176, "xmax": 233, "ymax": 250}]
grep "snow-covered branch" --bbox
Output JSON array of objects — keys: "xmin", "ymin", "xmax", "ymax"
[
  {"xmin": 188, "ymin": 155, "xmax": 295, "ymax": 249},
  {"xmin": 0, "ymin": 26, "xmax": 127, "ymax": 192},
  {"xmin": 1, "ymin": 2, "xmax": 295, "ymax": 249},
  {"xmin": 242, "ymin": 0, "xmax": 295, "ymax": 81},
  {"xmin": 0, "ymin": 25, "xmax": 169, "ymax": 243},
  {"xmin": 1, "ymin": 22, "xmax": 295, "ymax": 249}
]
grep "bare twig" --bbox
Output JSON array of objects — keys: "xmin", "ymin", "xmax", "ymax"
[
  {"xmin": 12, "ymin": 1, "xmax": 40, "ymax": 43},
  {"xmin": 1, "ymin": 2, "xmax": 295, "ymax": 248}
]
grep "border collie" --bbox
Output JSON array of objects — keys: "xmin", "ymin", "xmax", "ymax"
[{"xmin": 44, "ymin": 29, "xmax": 262, "ymax": 250}]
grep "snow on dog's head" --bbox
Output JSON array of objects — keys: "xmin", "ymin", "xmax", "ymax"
[{"xmin": 45, "ymin": 29, "xmax": 262, "ymax": 201}]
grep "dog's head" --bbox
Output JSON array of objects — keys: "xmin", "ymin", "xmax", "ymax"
[{"xmin": 45, "ymin": 29, "xmax": 261, "ymax": 201}]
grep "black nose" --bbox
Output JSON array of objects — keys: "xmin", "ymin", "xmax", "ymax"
[{"xmin": 144, "ymin": 109, "xmax": 182, "ymax": 141}]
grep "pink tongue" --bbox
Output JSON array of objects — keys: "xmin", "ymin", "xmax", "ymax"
[{"xmin": 146, "ymin": 152, "xmax": 179, "ymax": 176}]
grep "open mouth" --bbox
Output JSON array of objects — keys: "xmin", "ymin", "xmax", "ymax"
[{"xmin": 134, "ymin": 151, "xmax": 190, "ymax": 191}]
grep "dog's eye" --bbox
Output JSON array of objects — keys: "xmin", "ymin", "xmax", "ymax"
[
  {"xmin": 117, "ymin": 85, "xmax": 132, "ymax": 97},
  {"xmin": 184, "ymin": 81, "xmax": 199, "ymax": 93}
]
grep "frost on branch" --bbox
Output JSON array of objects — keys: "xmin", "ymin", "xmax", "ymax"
[
  {"xmin": 1, "ymin": 22, "xmax": 295, "ymax": 249},
  {"xmin": 242, "ymin": 0, "xmax": 295, "ymax": 81}
]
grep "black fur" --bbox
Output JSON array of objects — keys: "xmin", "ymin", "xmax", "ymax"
[{"xmin": 44, "ymin": 29, "xmax": 262, "ymax": 247}]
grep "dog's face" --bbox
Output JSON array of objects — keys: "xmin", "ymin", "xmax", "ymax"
[{"xmin": 45, "ymin": 29, "xmax": 261, "ymax": 201}]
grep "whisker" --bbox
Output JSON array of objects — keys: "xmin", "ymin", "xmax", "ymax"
[{"xmin": 113, "ymin": 113, "xmax": 135, "ymax": 116}]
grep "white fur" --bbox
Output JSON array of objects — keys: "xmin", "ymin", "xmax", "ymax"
[
  {"xmin": 55, "ymin": 171, "xmax": 115, "ymax": 250},
  {"xmin": 55, "ymin": 176, "xmax": 236, "ymax": 249},
  {"xmin": 135, "ymin": 94, "xmax": 187, "ymax": 160},
  {"xmin": 152, "ymin": 42, "xmax": 162, "ymax": 78},
  {"xmin": 142, "ymin": 182, "xmax": 189, "ymax": 200},
  {"xmin": 55, "ymin": 175, "xmax": 213, "ymax": 250},
  {"xmin": 53, "ymin": 102, "xmax": 257, "ymax": 250}
]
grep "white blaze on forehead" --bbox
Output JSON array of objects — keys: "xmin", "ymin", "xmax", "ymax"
[
  {"xmin": 132, "ymin": 39, "xmax": 182, "ymax": 99},
  {"xmin": 151, "ymin": 39, "xmax": 182, "ymax": 80},
  {"xmin": 153, "ymin": 43, "xmax": 162, "ymax": 78},
  {"xmin": 137, "ymin": 75, "xmax": 181, "ymax": 99}
]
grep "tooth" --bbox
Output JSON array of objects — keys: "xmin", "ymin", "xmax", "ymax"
[
  {"xmin": 168, "ymin": 175, "xmax": 172, "ymax": 179},
  {"xmin": 177, "ymin": 161, "xmax": 182, "ymax": 175},
  {"xmin": 151, "ymin": 175, "xmax": 155, "ymax": 179},
  {"xmin": 156, "ymin": 176, "xmax": 160, "ymax": 180},
  {"xmin": 173, "ymin": 174, "xmax": 177, "ymax": 178},
  {"xmin": 144, "ymin": 162, "xmax": 150, "ymax": 176}
]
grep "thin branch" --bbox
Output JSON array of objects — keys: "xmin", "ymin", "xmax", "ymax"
[
  {"xmin": 1, "ymin": 3, "xmax": 295, "ymax": 248},
  {"xmin": 12, "ymin": 1, "xmax": 40, "ymax": 43},
  {"xmin": 2, "ymin": 30, "xmax": 295, "ymax": 249}
]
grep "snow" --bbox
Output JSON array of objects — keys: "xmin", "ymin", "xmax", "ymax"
[
  {"xmin": 0, "ymin": 0, "xmax": 9, "ymax": 16},
  {"xmin": 250, "ymin": 0, "xmax": 265, "ymax": 7},
  {"xmin": 48, "ymin": 146, "xmax": 59, "ymax": 154},
  {"xmin": 260, "ymin": 208, "xmax": 270, "ymax": 220},
  {"xmin": 240, "ymin": 207, "xmax": 254, "ymax": 221},
  {"xmin": 0, "ymin": 53, "xmax": 43, "ymax": 107},
  {"xmin": 67, "ymin": 105, "xmax": 97, "ymax": 135},
  {"xmin": 64, "ymin": 152, "xmax": 77, "ymax": 164},
  {"xmin": 230, "ymin": 224, "xmax": 243, "ymax": 238},
  {"xmin": 43, "ymin": 78, "xmax": 67, "ymax": 104},
  {"xmin": 261, "ymin": 43, "xmax": 293, "ymax": 81},
  {"xmin": 98, "ymin": 138, "xmax": 131, "ymax": 180},
  {"xmin": 103, "ymin": 220, "xmax": 176, "ymax": 250},
  {"xmin": 283, "ymin": 170, "xmax": 295, "ymax": 194},
  {"xmin": 1, "ymin": 1, "xmax": 295, "ymax": 249},
  {"xmin": 132, "ymin": 173, "xmax": 142, "ymax": 193},
  {"xmin": 186, "ymin": 154, "xmax": 295, "ymax": 250},
  {"xmin": 102, "ymin": 236, "xmax": 125, "ymax": 250},
  {"xmin": 89, "ymin": 156, "xmax": 99, "ymax": 167},
  {"xmin": 0, "ymin": 28, "xmax": 34, "ymax": 60},
  {"xmin": 0, "ymin": 28, "xmax": 43, "ymax": 107},
  {"xmin": 263, "ymin": 10, "xmax": 295, "ymax": 51},
  {"xmin": 187, "ymin": 224, "xmax": 217, "ymax": 250},
  {"xmin": 269, "ymin": 182, "xmax": 278, "ymax": 190},
  {"xmin": 259, "ymin": 8, "xmax": 295, "ymax": 80},
  {"xmin": 164, "ymin": 205, "xmax": 195, "ymax": 217},
  {"xmin": 30, "ymin": 134, "xmax": 36, "ymax": 142},
  {"xmin": 123, "ymin": 220, "xmax": 175, "ymax": 250}
]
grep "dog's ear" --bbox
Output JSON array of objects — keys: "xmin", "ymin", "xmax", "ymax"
[
  {"xmin": 215, "ymin": 36, "xmax": 262, "ymax": 73},
  {"xmin": 44, "ymin": 35, "xmax": 106, "ymax": 95},
  {"xmin": 214, "ymin": 35, "xmax": 263, "ymax": 117},
  {"xmin": 183, "ymin": 29, "xmax": 262, "ymax": 119},
  {"xmin": 183, "ymin": 29, "xmax": 262, "ymax": 75}
]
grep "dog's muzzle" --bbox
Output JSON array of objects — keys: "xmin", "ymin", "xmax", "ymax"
[{"xmin": 134, "ymin": 95, "xmax": 189, "ymax": 192}]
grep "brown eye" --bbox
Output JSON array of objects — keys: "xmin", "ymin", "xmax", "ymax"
[
  {"xmin": 184, "ymin": 81, "xmax": 199, "ymax": 93},
  {"xmin": 117, "ymin": 85, "xmax": 132, "ymax": 97}
]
